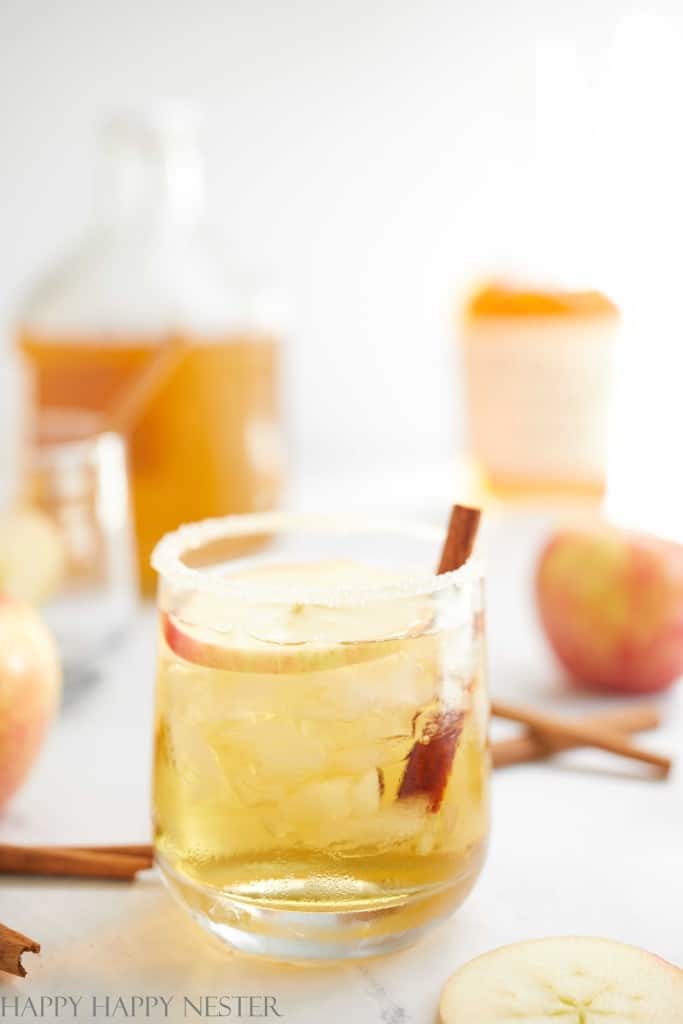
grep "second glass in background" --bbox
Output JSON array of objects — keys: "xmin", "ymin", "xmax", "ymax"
[{"xmin": 17, "ymin": 411, "xmax": 137, "ymax": 691}]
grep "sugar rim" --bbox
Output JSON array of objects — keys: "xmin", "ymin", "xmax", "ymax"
[{"xmin": 151, "ymin": 512, "xmax": 484, "ymax": 606}]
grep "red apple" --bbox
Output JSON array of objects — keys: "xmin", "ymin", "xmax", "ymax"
[
  {"xmin": 537, "ymin": 526, "xmax": 683, "ymax": 694},
  {"xmin": 0, "ymin": 595, "xmax": 61, "ymax": 810}
]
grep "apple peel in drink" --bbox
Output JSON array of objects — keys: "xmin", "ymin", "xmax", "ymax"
[{"xmin": 439, "ymin": 937, "xmax": 683, "ymax": 1023}]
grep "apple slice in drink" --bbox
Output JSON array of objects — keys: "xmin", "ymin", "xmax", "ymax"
[
  {"xmin": 162, "ymin": 561, "xmax": 435, "ymax": 673},
  {"xmin": 439, "ymin": 937, "xmax": 683, "ymax": 1023}
]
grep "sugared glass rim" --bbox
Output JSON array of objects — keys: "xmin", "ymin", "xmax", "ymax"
[{"xmin": 151, "ymin": 512, "xmax": 484, "ymax": 606}]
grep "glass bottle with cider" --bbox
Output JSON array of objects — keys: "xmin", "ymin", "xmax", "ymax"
[{"xmin": 17, "ymin": 106, "xmax": 284, "ymax": 593}]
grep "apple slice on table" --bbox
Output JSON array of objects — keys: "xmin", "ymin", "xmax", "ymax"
[
  {"xmin": 162, "ymin": 561, "xmax": 435, "ymax": 673},
  {"xmin": 440, "ymin": 937, "xmax": 683, "ymax": 1023}
]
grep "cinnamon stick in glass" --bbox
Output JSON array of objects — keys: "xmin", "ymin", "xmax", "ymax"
[
  {"xmin": 437, "ymin": 504, "xmax": 481, "ymax": 574},
  {"xmin": 492, "ymin": 704, "xmax": 661, "ymax": 768},
  {"xmin": 0, "ymin": 922, "xmax": 40, "ymax": 978}
]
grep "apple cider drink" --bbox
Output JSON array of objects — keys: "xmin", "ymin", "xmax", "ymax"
[{"xmin": 151, "ymin": 515, "xmax": 489, "ymax": 959}]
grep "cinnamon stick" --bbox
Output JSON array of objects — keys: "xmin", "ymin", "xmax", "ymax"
[
  {"xmin": 0, "ymin": 922, "xmax": 40, "ymax": 978},
  {"xmin": 437, "ymin": 504, "xmax": 481, "ymax": 574},
  {"xmin": 68, "ymin": 844, "xmax": 154, "ymax": 859},
  {"xmin": 0, "ymin": 844, "xmax": 152, "ymax": 880},
  {"xmin": 492, "ymin": 699, "xmax": 671, "ymax": 777},
  {"xmin": 492, "ymin": 704, "xmax": 661, "ymax": 768}
]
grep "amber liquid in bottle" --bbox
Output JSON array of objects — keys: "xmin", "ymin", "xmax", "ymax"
[{"xmin": 20, "ymin": 331, "xmax": 281, "ymax": 593}]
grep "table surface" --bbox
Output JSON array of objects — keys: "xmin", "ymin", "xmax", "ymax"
[{"xmin": 1, "ymin": 479, "xmax": 681, "ymax": 1024}]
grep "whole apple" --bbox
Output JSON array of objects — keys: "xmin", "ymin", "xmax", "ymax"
[
  {"xmin": 0, "ymin": 594, "xmax": 61, "ymax": 809},
  {"xmin": 537, "ymin": 527, "xmax": 683, "ymax": 694}
]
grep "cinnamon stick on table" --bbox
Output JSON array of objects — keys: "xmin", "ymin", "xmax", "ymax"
[
  {"xmin": 492, "ymin": 704, "xmax": 661, "ymax": 768},
  {"xmin": 492, "ymin": 699, "xmax": 671, "ymax": 777},
  {"xmin": 0, "ymin": 844, "xmax": 152, "ymax": 880},
  {"xmin": 68, "ymin": 843, "xmax": 154, "ymax": 859},
  {"xmin": 0, "ymin": 922, "xmax": 40, "ymax": 978}
]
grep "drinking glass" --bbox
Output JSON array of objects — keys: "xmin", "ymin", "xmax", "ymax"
[
  {"xmin": 151, "ymin": 514, "xmax": 489, "ymax": 960},
  {"xmin": 22, "ymin": 410, "xmax": 137, "ymax": 691}
]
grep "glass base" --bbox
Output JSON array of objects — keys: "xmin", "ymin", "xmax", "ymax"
[{"xmin": 157, "ymin": 852, "xmax": 483, "ymax": 962}]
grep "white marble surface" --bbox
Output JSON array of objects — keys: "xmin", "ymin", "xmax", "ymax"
[{"xmin": 1, "ymin": 499, "xmax": 681, "ymax": 1023}]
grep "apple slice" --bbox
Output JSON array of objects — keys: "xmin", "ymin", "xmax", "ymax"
[
  {"xmin": 0, "ymin": 508, "xmax": 66, "ymax": 605},
  {"xmin": 398, "ymin": 707, "xmax": 464, "ymax": 812},
  {"xmin": 440, "ymin": 937, "xmax": 683, "ymax": 1023},
  {"xmin": 162, "ymin": 561, "xmax": 435, "ymax": 674}
]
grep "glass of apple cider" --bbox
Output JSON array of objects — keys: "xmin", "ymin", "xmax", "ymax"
[{"xmin": 151, "ymin": 514, "xmax": 489, "ymax": 960}]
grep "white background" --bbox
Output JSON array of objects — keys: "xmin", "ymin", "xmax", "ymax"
[{"xmin": 1, "ymin": 0, "xmax": 683, "ymax": 500}]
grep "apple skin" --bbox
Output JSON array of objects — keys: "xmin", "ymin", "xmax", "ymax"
[
  {"xmin": 537, "ymin": 527, "xmax": 683, "ymax": 694},
  {"xmin": 0, "ymin": 594, "xmax": 61, "ymax": 810}
]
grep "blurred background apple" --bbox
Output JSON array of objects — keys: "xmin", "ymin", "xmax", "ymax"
[
  {"xmin": 0, "ymin": 595, "xmax": 61, "ymax": 810},
  {"xmin": 537, "ymin": 527, "xmax": 683, "ymax": 695}
]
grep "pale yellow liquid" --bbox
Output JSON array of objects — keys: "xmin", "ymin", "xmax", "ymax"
[{"xmin": 153, "ymin": 563, "xmax": 489, "ymax": 919}]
